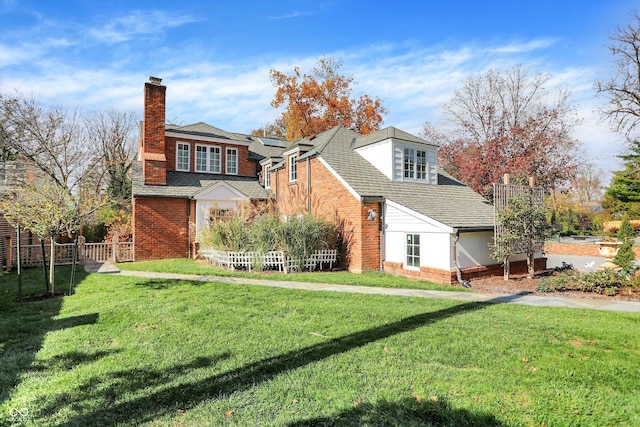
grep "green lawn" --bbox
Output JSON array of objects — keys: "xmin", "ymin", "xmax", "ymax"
[
  {"xmin": 1, "ymin": 266, "xmax": 638, "ymax": 426},
  {"xmin": 116, "ymin": 258, "xmax": 470, "ymax": 292}
]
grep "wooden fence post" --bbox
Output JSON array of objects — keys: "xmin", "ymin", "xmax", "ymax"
[{"xmin": 112, "ymin": 236, "xmax": 117, "ymax": 263}]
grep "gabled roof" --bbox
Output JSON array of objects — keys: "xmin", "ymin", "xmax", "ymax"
[
  {"xmin": 299, "ymin": 126, "xmax": 494, "ymax": 229},
  {"xmin": 166, "ymin": 122, "xmax": 248, "ymax": 142},
  {"xmin": 131, "ymin": 161, "xmax": 268, "ymax": 200},
  {"xmin": 352, "ymin": 126, "xmax": 437, "ymax": 149}
]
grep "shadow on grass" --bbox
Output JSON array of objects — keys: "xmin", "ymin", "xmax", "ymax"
[
  {"xmin": 288, "ymin": 397, "xmax": 504, "ymax": 427},
  {"xmin": 134, "ymin": 278, "xmax": 206, "ymax": 289},
  {"xmin": 38, "ymin": 353, "xmax": 232, "ymax": 421},
  {"xmin": 0, "ymin": 267, "xmax": 92, "ymax": 407},
  {"xmin": 52, "ymin": 293, "xmax": 529, "ymax": 426}
]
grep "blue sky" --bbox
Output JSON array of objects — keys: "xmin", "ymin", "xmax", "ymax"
[{"xmin": 1, "ymin": 0, "xmax": 638, "ymax": 176}]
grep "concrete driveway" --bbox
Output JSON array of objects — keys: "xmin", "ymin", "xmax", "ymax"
[{"xmin": 545, "ymin": 254, "xmax": 606, "ymax": 272}]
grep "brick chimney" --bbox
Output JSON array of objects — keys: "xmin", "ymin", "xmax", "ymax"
[{"xmin": 142, "ymin": 76, "xmax": 167, "ymax": 185}]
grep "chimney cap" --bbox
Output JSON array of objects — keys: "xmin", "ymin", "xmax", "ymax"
[{"xmin": 149, "ymin": 76, "xmax": 163, "ymax": 84}]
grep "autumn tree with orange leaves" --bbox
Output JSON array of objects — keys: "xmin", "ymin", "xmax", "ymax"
[{"xmin": 254, "ymin": 58, "xmax": 387, "ymax": 141}]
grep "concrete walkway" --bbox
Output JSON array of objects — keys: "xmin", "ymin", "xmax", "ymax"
[{"xmin": 84, "ymin": 261, "xmax": 640, "ymax": 313}]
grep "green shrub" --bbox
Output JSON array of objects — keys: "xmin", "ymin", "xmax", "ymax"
[
  {"xmin": 199, "ymin": 212, "xmax": 337, "ymax": 271},
  {"xmin": 537, "ymin": 269, "xmax": 630, "ymax": 296},
  {"xmin": 250, "ymin": 214, "xmax": 282, "ymax": 253},
  {"xmin": 199, "ymin": 215, "xmax": 251, "ymax": 252},
  {"xmin": 279, "ymin": 214, "xmax": 333, "ymax": 270}
]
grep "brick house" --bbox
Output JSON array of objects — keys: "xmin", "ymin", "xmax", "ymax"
[
  {"xmin": 133, "ymin": 77, "xmax": 543, "ymax": 284},
  {"xmin": 0, "ymin": 157, "xmax": 38, "ymax": 269}
]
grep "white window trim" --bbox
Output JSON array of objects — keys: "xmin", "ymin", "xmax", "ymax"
[
  {"xmin": 226, "ymin": 147, "xmax": 238, "ymax": 175},
  {"xmin": 403, "ymin": 146, "xmax": 428, "ymax": 182},
  {"xmin": 195, "ymin": 144, "xmax": 221, "ymax": 174},
  {"xmin": 289, "ymin": 154, "xmax": 298, "ymax": 182},
  {"xmin": 176, "ymin": 142, "xmax": 190, "ymax": 171},
  {"xmin": 405, "ymin": 233, "xmax": 421, "ymax": 270},
  {"xmin": 264, "ymin": 165, "xmax": 271, "ymax": 189}
]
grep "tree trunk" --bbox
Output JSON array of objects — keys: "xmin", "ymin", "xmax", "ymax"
[
  {"xmin": 503, "ymin": 257, "xmax": 510, "ymax": 281},
  {"xmin": 49, "ymin": 238, "xmax": 55, "ymax": 293},
  {"xmin": 41, "ymin": 240, "xmax": 50, "ymax": 293},
  {"xmin": 527, "ymin": 251, "xmax": 535, "ymax": 278}
]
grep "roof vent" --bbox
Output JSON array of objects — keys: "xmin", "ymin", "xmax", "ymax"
[{"xmin": 149, "ymin": 76, "xmax": 163, "ymax": 84}]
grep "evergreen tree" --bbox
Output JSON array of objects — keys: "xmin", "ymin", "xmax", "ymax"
[
  {"xmin": 606, "ymin": 141, "xmax": 640, "ymax": 217},
  {"xmin": 614, "ymin": 215, "xmax": 636, "ymax": 273}
]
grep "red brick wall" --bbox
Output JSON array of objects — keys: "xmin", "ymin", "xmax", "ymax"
[
  {"xmin": 133, "ymin": 197, "xmax": 195, "ymax": 260},
  {"xmin": 164, "ymin": 137, "xmax": 255, "ymax": 177},
  {"xmin": 143, "ymin": 81, "xmax": 167, "ymax": 185},
  {"xmin": 275, "ymin": 155, "xmax": 381, "ymax": 273},
  {"xmin": 384, "ymin": 258, "xmax": 547, "ymax": 286},
  {"xmin": 544, "ymin": 242, "xmax": 600, "ymax": 256},
  {"xmin": 544, "ymin": 241, "xmax": 640, "ymax": 258}
]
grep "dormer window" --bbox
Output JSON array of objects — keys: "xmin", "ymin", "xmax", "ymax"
[
  {"xmin": 404, "ymin": 148, "xmax": 427, "ymax": 181},
  {"xmin": 226, "ymin": 148, "xmax": 238, "ymax": 175},
  {"xmin": 264, "ymin": 165, "xmax": 271, "ymax": 188},
  {"xmin": 196, "ymin": 145, "xmax": 221, "ymax": 173},
  {"xmin": 289, "ymin": 154, "xmax": 298, "ymax": 182},
  {"xmin": 176, "ymin": 142, "xmax": 190, "ymax": 171}
]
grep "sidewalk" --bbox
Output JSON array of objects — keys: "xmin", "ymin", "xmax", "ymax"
[{"xmin": 85, "ymin": 262, "xmax": 640, "ymax": 313}]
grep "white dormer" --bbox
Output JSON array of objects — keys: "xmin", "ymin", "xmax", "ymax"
[{"xmin": 354, "ymin": 127, "xmax": 438, "ymax": 185}]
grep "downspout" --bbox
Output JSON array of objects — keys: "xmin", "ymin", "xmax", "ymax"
[
  {"xmin": 453, "ymin": 229, "xmax": 471, "ymax": 288},
  {"xmin": 188, "ymin": 198, "xmax": 192, "ymax": 258},
  {"xmin": 379, "ymin": 199, "xmax": 386, "ymax": 271},
  {"xmin": 306, "ymin": 157, "xmax": 311, "ymax": 212}
]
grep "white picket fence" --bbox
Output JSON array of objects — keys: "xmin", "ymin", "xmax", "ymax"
[
  {"xmin": 11, "ymin": 241, "xmax": 134, "ymax": 267},
  {"xmin": 200, "ymin": 249, "xmax": 338, "ymax": 273}
]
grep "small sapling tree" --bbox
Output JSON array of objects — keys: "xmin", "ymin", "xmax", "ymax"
[{"xmin": 613, "ymin": 215, "xmax": 637, "ymax": 274}]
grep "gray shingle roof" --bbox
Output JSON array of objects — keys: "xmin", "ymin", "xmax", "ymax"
[
  {"xmin": 166, "ymin": 122, "xmax": 290, "ymax": 161},
  {"xmin": 131, "ymin": 161, "xmax": 268, "ymax": 200},
  {"xmin": 309, "ymin": 127, "xmax": 494, "ymax": 229},
  {"xmin": 352, "ymin": 126, "xmax": 437, "ymax": 149}
]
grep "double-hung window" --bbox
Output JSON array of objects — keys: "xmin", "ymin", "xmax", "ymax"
[
  {"xmin": 195, "ymin": 145, "xmax": 221, "ymax": 173},
  {"xmin": 416, "ymin": 150, "xmax": 427, "ymax": 179},
  {"xmin": 404, "ymin": 148, "xmax": 415, "ymax": 179},
  {"xmin": 289, "ymin": 154, "xmax": 298, "ymax": 182},
  {"xmin": 176, "ymin": 142, "xmax": 190, "ymax": 171},
  {"xmin": 226, "ymin": 148, "xmax": 238, "ymax": 175},
  {"xmin": 406, "ymin": 234, "xmax": 420, "ymax": 268},
  {"xmin": 264, "ymin": 165, "xmax": 271, "ymax": 188},
  {"xmin": 403, "ymin": 147, "xmax": 427, "ymax": 181}
]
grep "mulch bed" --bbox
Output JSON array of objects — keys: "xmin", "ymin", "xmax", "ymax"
[{"xmin": 464, "ymin": 271, "xmax": 640, "ymax": 301}]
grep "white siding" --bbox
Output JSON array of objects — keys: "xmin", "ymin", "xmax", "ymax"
[
  {"xmin": 194, "ymin": 183, "xmax": 249, "ymax": 240},
  {"xmin": 455, "ymin": 231, "xmax": 495, "ymax": 268},
  {"xmin": 384, "ymin": 203, "xmax": 497, "ymax": 271},
  {"xmin": 355, "ymin": 139, "xmax": 394, "ymax": 179},
  {"xmin": 385, "ymin": 201, "xmax": 450, "ymax": 233},
  {"xmin": 393, "ymin": 143, "xmax": 404, "ymax": 181},
  {"xmin": 384, "ymin": 202, "xmax": 452, "ymax": 270}
]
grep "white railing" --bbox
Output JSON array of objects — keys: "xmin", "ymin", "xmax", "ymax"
[
  {"xmin": 11, "ymin": 242, "xmax": 82, "ymax": 267},
  {"xmin": 200, "ymin": 249, "xmax": 337, "ymax": 273},
  {"xmin": 84, "ymin": 242, "xmax": 134, "ymax": 263},
  {"xmin": 11, "ymin": 241, "xmax": 134, "ymax": 266}
]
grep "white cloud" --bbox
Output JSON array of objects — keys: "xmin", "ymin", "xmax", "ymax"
[
  {"xmin": 489, "ymin": 38, "xmax": 558, "ymax": 54},
  {"xmin": 88, "ymin": 10, "xmax": 198, "ymax": 44},
  {"xmin": 266, "ymin": 11, "xmax": 308, "ymax": 20},
  {"xmin": 0, "ymin": 32, "xmax": 626, "ymax": 174}
]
